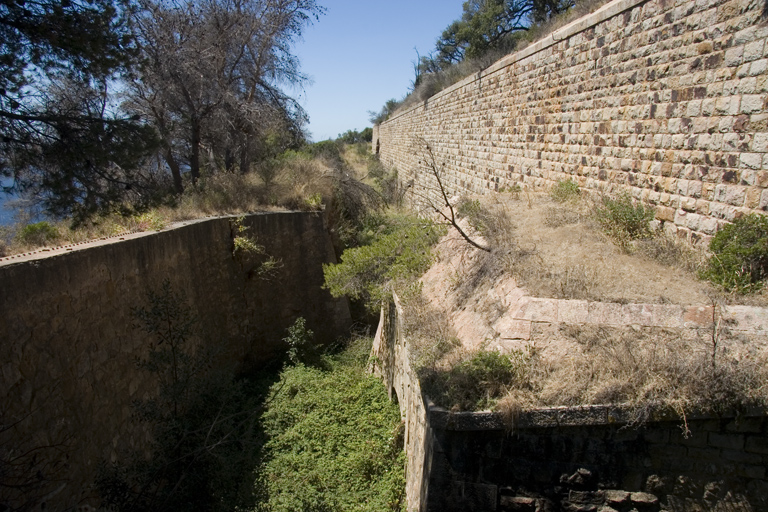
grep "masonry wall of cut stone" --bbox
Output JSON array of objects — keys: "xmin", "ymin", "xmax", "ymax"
[
  {"xmin": 373, "ymin": 0, "xmax": 768, "ymax": 242},
  {"xmin": 372, "ymin": 298, "xmax": 768, "ymax": 512},
  {"xmin": 0, "ymin": 212, "xmax": 350, "ymax": 511}
]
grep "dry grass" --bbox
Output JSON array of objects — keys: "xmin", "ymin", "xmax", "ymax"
[
  {"xmin": 409, "ymin": 297, "xmax": 768, "ymax": 420},
  {"xmin": 521, "ymin": 324, "xmax": 767, "ymax": 422},
  {"xmin": 402, "ymin": 293, "xmax": 462, "ymax": 371},
  {"xmin": 0, "ymin": 150, "xmax": 353, "ymax": 257},
  {"xmin": 456, "ymin": 191, "xmax": 717, "ymax": 305},
  {"xmin": 413, "ymin": 189, "xmax": 768, "ymax": 419}
]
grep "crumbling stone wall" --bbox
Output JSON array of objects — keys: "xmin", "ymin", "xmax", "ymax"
[
  {"xmin": 372, "ymin": 298, "xmax": 768, "ymax": 511},
  {"xmin": 428, "ymin": 408, "xmax": 768, "ymax": 511},
  {"xmin": 0, "ymin": 212, "xmax": 350, "ymax": 510},
  {"xmin": 373, "ymin": 0, "xmax": 768, "ymax": 242}
]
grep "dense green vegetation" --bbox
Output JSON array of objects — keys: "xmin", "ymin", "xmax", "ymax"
[
  {"xmin": 702, "ymin": 213, "xmax": 768, "ymax": 293},
  {"xmin": 96, "ymin": 283, "xmax": 405, "ymax": 512},
  {"xmin": 323, "ymin": 212, "xmax": 445, "ymax": 312},
  {"xmin": 258, "ymin": 337, "xmax": 406, "ymax": 512}
]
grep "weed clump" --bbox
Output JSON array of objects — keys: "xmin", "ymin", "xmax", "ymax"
[
  {"xmin": 15, "ymin": 221, "xmax": 60, "ymax": 248},
  {"xmin": 702, "ymin": 213, "xmax": 768, "ymax": 293},
  {"xmin": 420, "ymin": 348, "xmax": 534, "ymax": 411},
  {"xmin": 594, "ymin": 192, "xmax": 655, "ymax": 250},
  {"xmin": 550, "ymin": 179, "xmax": 581, "ymax": 203}
]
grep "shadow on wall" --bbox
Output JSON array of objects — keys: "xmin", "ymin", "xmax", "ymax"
[{"xmin": 0, "ymin": 211, "xmax": 351, "ymax": 510}]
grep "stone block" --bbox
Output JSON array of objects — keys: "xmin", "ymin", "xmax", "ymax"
[
  {"xmin": 745, "ymin": 436, "xmax": 768, "ymax": 454},
  {"xmin": 630, "ymin": 492, "xmax": 659, "ymax": 506},
  {"xmin": 683, "ymin": 305, "xmax": 713, "ymax": 327},
  {"xmin": 513, "ymin": 298, "xmax": 558, "ymax": 323},
  {"xmin": 722, "ymin": 449, "xmax": 763, "ymax": 465},
  {"xmin": 557, "ymin": 300, "xmax": 589, "ymax": 324},
  {"xmin": 720, "ymin": 305, "xmax": 768, "ymax": 333},
  {"xmin": 651, "ymin": 305, "xmax": 685, "ymax": 328},
  {"xmin": 500, "ymin": 496, "xmax": 536, "ymax": 511},
  {"xmin": 604, "ymin": 490, "xmax": 630, "ymax": 506},
  {"xmin": 496, "ymin": 318, "xmax": 532, "ymax": 340},
  {"xmin": 588, "ymin": 301, "xmax": 626, "ymax": 325},
  {"xmin": 708, "ymin": 432, "xmax": 745, "ymax": 450}
]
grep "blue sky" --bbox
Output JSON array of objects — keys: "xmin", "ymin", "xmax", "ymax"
[{"xmin": 292, "ymin": 0, "xmax": 464, "ymax": 141}]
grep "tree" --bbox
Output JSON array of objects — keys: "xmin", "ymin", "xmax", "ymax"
[
  {"xmin": 368, "ymin": 99, "xmax": 402, "ymax": 125},
  {"xmin": 0, "ymin": 0, "xmax": 160, "ymax": 221},
  {"xmin": 419, "ymin": 0, "xmax": 575, "ymax": 76},
  {"xmin": 411, "ymin": 137, "xmax": 490, "ymax": 252},
  {"xmin": 129, "ymin": 0, "xmax": 320, "ymax": 192}
]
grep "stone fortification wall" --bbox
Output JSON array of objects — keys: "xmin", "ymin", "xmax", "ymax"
[
  {"xmin": 0, "ymin": 212, "xmax": 350, "ymax": 510},
  {"xmin": 373, "ymin": 0, "xmax": 768, "ymax": 241},
  {"xmin": 370, "ymin": 296, "xmax": 433, "ymax": 512},
  {"xmin": 372, "ymin": 298, "xmax": 768, "ymax": 512}
]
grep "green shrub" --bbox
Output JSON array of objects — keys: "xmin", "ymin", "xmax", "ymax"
[
  {"xmin": 283, "ymin": 317, "xmax": 320, "ymax": 366},
  {"xmin": 702, "ymin": 213, "xmax": 768, "ymax": 292},
  {"xmin": 594, "ymin": 192, "xmax": 655, "ymax": 249},
  {"xmin": 307, "ymin": 139, "xmax": 343, "ymax": 165},
  {"xmin": 258, "ymin": 337, "xmax": 405, "ymax": 512},
  {"xmin": 15, "ymin": 221, "xmax": 60, "ymax": 247},
  {"xmin": 420, "ymin": 349, "xmax": 533, "ymax": 411},
  {"xmin": 550, "ymin": 179, "xmax": 581, "ymax": 203},
  {"xmin": 323, "ymin": 214, "xmax": 444, "ymax": 311}
]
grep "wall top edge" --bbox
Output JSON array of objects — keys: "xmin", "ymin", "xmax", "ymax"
[
  {"xmin": 0, "ymin": 210, "xmax": 314, "ymax": 269},
  {"xmin": 381, "ymin": 0, "xmax": 647, "ymax": 126},
  {"xmin": 427, "ymin": 402, "xmax": 768, "ymax": 431}
]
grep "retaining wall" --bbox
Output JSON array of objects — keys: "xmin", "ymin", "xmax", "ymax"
[
  {"xmin": 373, "ymin": 0, "xmax": 768, "ymax": 242},
  {"xmin": 0, "ymin": 212, "xmax": 351, "ymax": 510},
  {"xmin": 372, "ymin": 298, "xmax": 768, "ymax": 511}
]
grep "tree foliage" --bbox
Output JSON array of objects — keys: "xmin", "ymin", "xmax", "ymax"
[
  {"xmin": 323, "ymin": 213, "xmax": 444, "ymax": 311},
  {"xmin": 0, "ymin": 0, "xmax": 160, "ymax": 221},
  {"xmin": 129, "ymin": 0, "xmax": 321, "ymax": 193},
  {"xmin": 702, "ymin": 214, "xmax": 768, "ymax": 293},
  {"xmin": 414, "ymin": 0, "xmax": 575, "ymax": 86},
  {"xmin": 0, "ymin": 0, "xmax": 322, "ymax": 221}
]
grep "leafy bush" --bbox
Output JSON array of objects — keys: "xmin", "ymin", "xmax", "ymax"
[
  {"xmin": 420, "ymin": 349, "xmax": 533, "ymax": 411},
  {"xmin": 258, "ymin": 337, "xmax": 405, "ymax": 512},
  {"xmin": 550, "ymin": 178, "xmax": 581, "ymax": 203},
  {"xmin": 283, "ymin": 317, "xmax": 320, "ymax": 366},
  {"xmin": 323, "ymin": 214, "xmax": 444, "ymax": 311},
  {"xmin": 702, "ymin": 214, "xmax": 768, "ymax": 292},
  {"xmin": 15, "ymin": 221, "xmax": 60, "ymax": 247},
  {"xmin": 594, "ymin": 192, "xmax": 655, "ymax": 249},
  {"xmin": 307, "ymin": 139, "xmax": 343, "ymax": 166}
]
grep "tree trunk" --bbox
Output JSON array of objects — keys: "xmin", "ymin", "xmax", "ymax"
[
  {"xmin": 239, "ymin": 133, "xmax": 251, "ymax": 174},
  {"xmin": 164, "ymin": 148, "xmax": 184, "ymax": 195},
  {"xmin": 190, "ymin": 120, "xmax": 201, "ymax": 184}
]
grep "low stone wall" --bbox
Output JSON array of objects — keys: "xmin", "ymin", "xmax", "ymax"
[
  {"xmin": 373, "ymin": 0, "xmax": 768, "ymax": 242},
  {"xmin": 0, "ymin": 212, "xmax": 350, "ymax": 510},
  {"xmin": 372, "ymin": 297, "xmax": 768, "ymax": 511},
  {"xmin": 428, "ymin": 407, "xmax": 768, "ymax": 511}
]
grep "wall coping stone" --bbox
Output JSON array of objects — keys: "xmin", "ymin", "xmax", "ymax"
[
  {"xmin": 427, "ymin": 401, "xmax": 768, "ymax": 431},
  {"xmin": 385, "ymin": 0, "xmax": 648, "ymax": 125}
]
